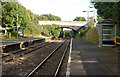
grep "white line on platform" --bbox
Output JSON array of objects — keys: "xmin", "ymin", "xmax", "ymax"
[{"xmin": 66, "ymin": 38, "xmax": 72, "ymax": 77}]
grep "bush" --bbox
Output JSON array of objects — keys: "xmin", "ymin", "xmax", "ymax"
[
  {"xmin": 40, "ymin": 24, "xmax": 62, "ymax": 38},
  {"xmin": 11, "ymin": 31, "xmax": 17, "ymax": 37}
]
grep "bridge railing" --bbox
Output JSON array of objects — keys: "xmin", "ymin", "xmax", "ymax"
[{"xmin": 114, "ymin": 37, "xmax": 120, "ymax": 45}]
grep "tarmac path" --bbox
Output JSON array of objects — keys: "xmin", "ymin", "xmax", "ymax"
[{"xmin": 70, "ymin": 38, "xmax": 119, "ymax": 76}]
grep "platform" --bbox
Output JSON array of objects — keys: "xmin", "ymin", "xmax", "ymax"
[
  {"xmin": 67, "ymin": 38, "xmax": 119, "ymax": 76},
  {"xmin": 0, "ymin": 38, "xmax": 44, "ymax": 47},
  {"xmin": 0, "ymin": 37, "xmax": 53, "ymax": 53}
]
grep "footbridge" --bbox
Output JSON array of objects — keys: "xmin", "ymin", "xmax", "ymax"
[{"xmin": 39, "ymin": 21, "xmax": 88, "ymax": 32}]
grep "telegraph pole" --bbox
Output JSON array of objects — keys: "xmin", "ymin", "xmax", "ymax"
[
  {"xmin": 83, "ymin": 11, "xmax": 93, "ymax": 21},
  {"xmin": 13, "ymin": 11, "xmax": 21, "ymax": 39},
  {"xmin": 89, "ymin": 6, "xmax": 96, "ymax": 27}
]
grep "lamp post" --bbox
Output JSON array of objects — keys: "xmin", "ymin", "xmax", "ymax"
[
  {"xmin": 88, "ymin": 5, "xmax": 97, "ymax": 27},
  {"xmin": 88, "ymin": 6, "xmax": 95, "ymax": 19},
  {"xmin": 83, "ymin": 11, "xmax": 93, "ymax": 21},
  {"xmin": 13, "ymin": 11, "xmax": 21, "ymax": 39}
]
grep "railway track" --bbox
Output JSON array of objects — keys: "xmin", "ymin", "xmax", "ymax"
[
  {"xmin": 1, "ymin": 42, "xmax": 53, "ymax": 64},
  {"xmin": 27, "ymin": 39, "xmax": 70, "ymax": 77}
]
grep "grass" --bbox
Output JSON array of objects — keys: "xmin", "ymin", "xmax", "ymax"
[{"xmin": 84, "ymin": 26, "xmax": 99, "ymax": 44}]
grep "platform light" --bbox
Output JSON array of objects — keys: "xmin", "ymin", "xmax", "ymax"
[{"xmin": 82, "ymin": 11, "xmax": 93, "ymax": 21}]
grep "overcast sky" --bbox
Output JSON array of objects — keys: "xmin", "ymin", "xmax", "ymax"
[{"xmin": 18, "ymin": 0, "xmax": 96, "ymax": 21}]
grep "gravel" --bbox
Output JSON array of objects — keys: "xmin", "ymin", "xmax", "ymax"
[
  {"xmin": 2, "ymin": 40, "xmax": 64, "ymax": 77},
  {"xmin": 35, "ymin": 40, "xmax": 69, "ymax": 76}
]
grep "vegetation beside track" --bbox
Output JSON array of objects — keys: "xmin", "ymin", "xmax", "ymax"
[
  {"xmin": 83, "ymin": 26, "xmax": 99, "ymax": 44},
  {"xmin": 1, "ymin": 1, "xmax": 62, "ymax": 39}
]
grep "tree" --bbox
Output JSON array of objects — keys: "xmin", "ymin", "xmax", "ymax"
[
  {"xmin": 93, "ymin": 2, "xmax": 120, "ymax": 36},
  {"xmin": 1, "ymin": 1, "xmax": 62, "ymax": 37},
  {"xmin": 1, "ymin": 2, "xmax": 41, "ymax": 34},
  {"xmin": 73, "ymin": 16, "xmax": 86, "ymax": 21},
  {"xmin": 39, "ymin": 14, "xmax": 61, "ymax": 21},
  {"xmin": 2, "ymin": 2, "xmax": 30, "ymax": 28},
  {"xmin": 94, "ymin": 2, "xmax": 118, "ymax": 20}
]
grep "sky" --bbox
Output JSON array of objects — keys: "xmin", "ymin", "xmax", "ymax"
[{"xmin": 18, "ymin": 0, "xmax": 97, "ymax": 21}]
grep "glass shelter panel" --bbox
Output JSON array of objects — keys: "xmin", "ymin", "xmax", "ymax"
[{"xmin": 100, "ymin": 21, "xmax": 117, "ymax": 46}]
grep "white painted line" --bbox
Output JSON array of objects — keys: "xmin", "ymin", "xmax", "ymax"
[{"xmin": 66, "ymin": 38, "xmax": 72, "ymax": 77}]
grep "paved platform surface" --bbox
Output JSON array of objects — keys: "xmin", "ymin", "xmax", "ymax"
[
  {"xmin": 69, "ymin": 38, "xmax": 119, "ymax": 76},
  {"xmin": 0, "ymin": 38, "xmax": 44, "ymax": 46}
]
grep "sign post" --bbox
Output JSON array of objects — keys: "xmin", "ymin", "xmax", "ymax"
[{"xmin": 32, "ymin": 32, "xmax": 34, "ymax": 38}]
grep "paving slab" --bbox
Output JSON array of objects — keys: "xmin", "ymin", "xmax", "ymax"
[
  {"xmin": 70, "ymin": 50, "xmax": 87, "ymax": 75},
  {"xmin": 69, "ymin": 38, "xmax": 119, "ymax": 76}
]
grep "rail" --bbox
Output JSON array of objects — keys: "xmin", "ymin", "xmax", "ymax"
[
  {"xmin": 1, "ymin": 42, "xmax": 52, "ymax": 64},
  {"xmin": 54, "ymin": 41, "xmax": 70, "ymax": 77},
  {"xmin": 27, "ymin": 40, "xmax": 67, "ymax": 77}
]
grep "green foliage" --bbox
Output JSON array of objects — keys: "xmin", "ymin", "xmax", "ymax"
[
  {"xmin": 2, "ymin": 2, "xmax": 30, "ymax": 28},
  {"xmin": 80, "ymin": 26, "xmax": 90, "ymax": 38},
  {"xmin": 94, "ymin": 2, "xmax": 118, "ymax": 20},
  {"xmin": 2, "ymin": 2, "xmax": 62, "ymax": 37},
  {"xmin": 39, "ymin": 14, "xmax": 61, "ymax": 21},
  {"xmin": 73, "ymin": 16, "xmax": 86, "ymax": 21},
  {"xmin": 93, "ymin": 2, "xmax": 120, "ymax": 36},
  {"xmin": 63, "ymin": 30, "xmax": 74, "ymax": 38},
  {"xmin": 40, "ymin": 24, "xmax": 62, "ymax": 38},
  {"xmin": 70, "ymin": 21, "xmax": 93, "ymax": 38},
  {"xmin": 69, "ymin": 31, "xmax": 75, "ymax": 38},
  {"xmin": 11, "ymin": 31, "xmax": 17, "ymax": 37},
  {"xmin": 85, "ymin": 26, "xmax": 99, "ymax": 43}
]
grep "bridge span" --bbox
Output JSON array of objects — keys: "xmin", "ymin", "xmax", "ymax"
[{"xmin": 39, "ymin": 21, "xmax": 88, "ymax": 31}]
